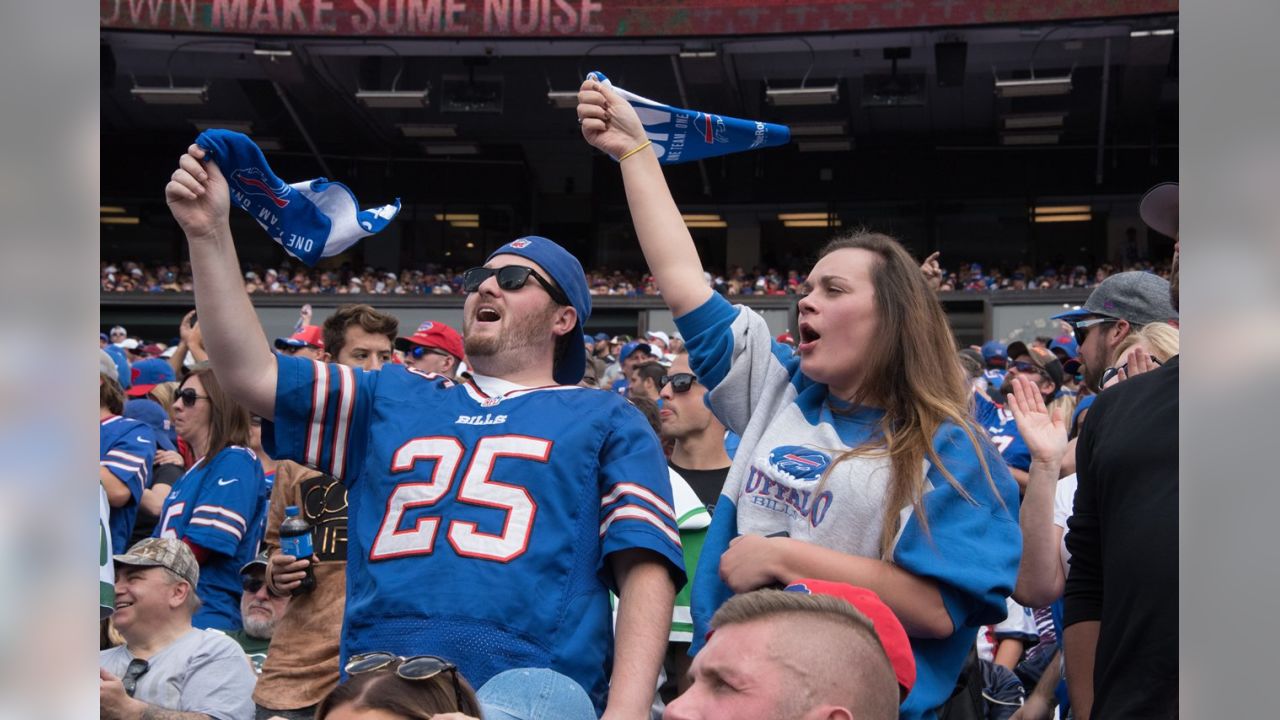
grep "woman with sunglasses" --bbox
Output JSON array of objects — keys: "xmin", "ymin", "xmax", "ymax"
[
  {"xmin": 154, "ymin": 365, "xmax": 268, "ymax": 632},
  {"xmin": 579, "ymin": 80, "xmax": 1020, "ymax": 719},
  {"xmin": 315, "ymin": 654, "xmax": 481, "ymax": 720}
]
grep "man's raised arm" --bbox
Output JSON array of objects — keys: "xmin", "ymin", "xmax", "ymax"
[{"xmin": 165, "ymin": 143, "xmax": 277, "ymax": 418}]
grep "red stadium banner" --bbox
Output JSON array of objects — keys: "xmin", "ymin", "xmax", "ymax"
[{"xmin": 100, "ymin": 0, "xmax": 1177, "ymax": 38}]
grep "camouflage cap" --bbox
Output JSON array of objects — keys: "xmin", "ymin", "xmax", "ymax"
[{"xmin": 115, "ymin": 537, "xmax": 200, "ymax": 588}]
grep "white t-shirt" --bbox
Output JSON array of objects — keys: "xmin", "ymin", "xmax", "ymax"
[{"xmin": 1053, "ymin": 473, "xmax": 1079, "ymax": 572}]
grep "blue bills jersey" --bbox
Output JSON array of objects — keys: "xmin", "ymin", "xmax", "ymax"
[
  {"xmin": 267, "ymin": 356, "xmax": 685, "ymax": 713},
  {"xmin": 973, "ymin": 390, "xmax": 1031, "ymax": 472},
  {"xmin": 155, "ymin": 447, "xmax": 267, "ymax": 631},
  {"xmin": 100, "ymin": 415, "xmax": 155, "ymax": 551}
]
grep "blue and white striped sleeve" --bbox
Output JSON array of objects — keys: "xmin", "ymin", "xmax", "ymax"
[
  {"xmin": 268, "ymin": 354, "xmax": 377, "ymax": 484},
  {"xmin": 597, "ymin": 403, "xmax": 686, "ymax": 592},
  {"xmin": 101, "ymin": 428, "xmax": 153, "ymax": 503}
]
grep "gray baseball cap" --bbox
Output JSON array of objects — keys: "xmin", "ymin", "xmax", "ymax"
[
  {"xmin": 115, "ymin": 537, "xmax": 200, "ymax": 588},
  {"xmin": 1052, "ymin": 271, "xmax": 1178, "ymax": 326}
]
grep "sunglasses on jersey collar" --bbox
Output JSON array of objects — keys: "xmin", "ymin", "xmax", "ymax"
[
  {"xmin": 122, "ymin": 658, "xmax": 150, "ymax": 697},
  {"xmin": 461, "ymin": 265, "xmax": 570, "ymax": 307},
  {"xmin": 344, "ymin": 652, "xmax": 464, "ymax": 708},
  {"xmin": 660, "ymin": 372, "xmax": 698, "ymax": 393}
]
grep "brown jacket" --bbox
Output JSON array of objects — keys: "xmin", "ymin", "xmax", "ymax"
[{"xmin": 253, "ymin": 460, "xmax": 348, "ymax": 711}]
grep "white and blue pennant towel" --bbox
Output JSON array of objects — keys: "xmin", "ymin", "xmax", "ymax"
[
  {"xmin": 587, "ymin": 71, "xmax": 790, "ymax": 164},
  {"xmin": 195, "ymin": 130, "xmax": 401, "ymax": 266}
]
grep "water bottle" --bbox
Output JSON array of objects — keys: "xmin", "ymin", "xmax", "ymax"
[{"xmin": 278, "ymin": 505, "xmax": 316, "ymax": 595}]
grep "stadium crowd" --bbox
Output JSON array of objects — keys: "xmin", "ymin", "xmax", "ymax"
[
  {"xmin": 101, "ymin": 258, "xmax": 1172, "ymax": 297},
  {"xmin": 98, "ymin": 80, "xmax": 1179, "ymax": 720}
]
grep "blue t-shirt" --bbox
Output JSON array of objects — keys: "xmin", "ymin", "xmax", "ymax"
[
  {"xmin": 973, "ymin": 390, "xmax": 1032, "ymax": 473},
  {"xmin": 678, "ymin": 293, "xmax": 1020, "ymax": 720},
  {"xmin": 155, "ymin": 447, "xmax": 267, "ymax": 631},
  {"xmin": 267, "ymin": 357, "xmax": 685, "ymax": 713},
  {"xmin": 100, "ymin": 415, "xmax": 155, "ymax": 551}
]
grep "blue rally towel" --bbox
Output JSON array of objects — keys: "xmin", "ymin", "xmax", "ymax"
[
  {"xmin": 587, "ymin": 71, "xmax": 790, "ymax": 164},
  {"xmin": 194, "ymin": 130, "xmax": 401, "ymax": 266}
]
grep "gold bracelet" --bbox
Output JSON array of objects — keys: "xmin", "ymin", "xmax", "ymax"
[{"xmin": 618, "ymin": 140, "xmax": 652, "ymax": 163}]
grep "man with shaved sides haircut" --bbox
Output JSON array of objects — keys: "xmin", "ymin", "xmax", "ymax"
[{"xmin": 665, "ymin": 581, "xmax": 912, "ymax": 720}]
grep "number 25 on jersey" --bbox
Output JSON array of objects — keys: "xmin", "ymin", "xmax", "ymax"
[{"xmin": 370, "ymin": 435, "xmax": 550, "ymax": 563}]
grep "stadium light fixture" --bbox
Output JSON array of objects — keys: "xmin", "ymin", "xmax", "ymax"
[
  {"xmin": 1033, "ymin": 213, "xmax": 1092, "ymax": 223},
  {"xmin": 784, "ymin": 219, "xmax": 843, "ymax": 228},
  {"xmin": 422, "ymin": 143, "xmax": 479, "ymax": 156},
  {"xmin": 101, "ymin": 216, "xmax": 141, "ymax": 225},
  {"xmin": 100, "ymin": 206, "xmax": 127, "ymax": 214},
  {"xmin": 1002, "ymin": 112, "xmax": 1065, "ymax": 130},
  {"xmin": 679, "ymin": 50, "xmax": 718, "ymax": 59},
  {"xmin": 434, "ymin": 213, "xmax": 480, "ymax": 222},
  {"xmin": 1000, "ymin": 131, "xmax": 1061, "ymax": 146},
  {"xmin": 398, "ymin": 123, "xmax": 458, "ymax": 138},
  {"xmin": 994, "ymin": 74, "xmax": 1073, "ymax": 98},
  {"xmin": 190, "ymin": 119, "xmax": 254, "ymax": 134},
  {"xmin": 777, "ymin": 212, "xmax": 831, "ymax": 221},
  {"xmin": 131, "ymin": 84, "xmax": 209, "ymax": 105},
  {"xmin": 681, "ymin": 214, "xmax": 722, "ymax": 222},
  {"xmin": 765, "ymin": 85, "xmax": 841, "ymax": 106},
  {"xmin": 1034, "ymin": 205, "xmax": 1091, "ymax": 215},
  {"xmin": 547, "ymin": 90, "xmax": 579, "ymax": 109},
  {"xmin": 686, "ymin": 221, "xmax": 728, "ymax": 228},
  {"xmin": 357, "ymin": 89, "xmax": 429, "ymax": 109},
  {"xmin": 797, "ymin": 139, "xmax": 852, "ymax": 152},
  {"xmin": 788, "ymin": 122, "xmax": 848, "ymax": 137}
]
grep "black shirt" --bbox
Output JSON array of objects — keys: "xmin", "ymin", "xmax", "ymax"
[
  {"xmin": 1064, "ymin": 356, "xmax": 1178, "ymax": 719},
  {"xmin": 668, "ymin": 461, "xmax": 730, "ymax": 515}
]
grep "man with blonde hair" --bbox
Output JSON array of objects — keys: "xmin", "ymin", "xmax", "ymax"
[{"xmin": 664, "ymin": 579, "xmax": 914, "ymax": 720}]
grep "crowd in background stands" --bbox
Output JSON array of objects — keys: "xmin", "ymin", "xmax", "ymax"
[{"xmin": 101, "ymin": 258, "xmax": 1173, "ymax": 296}]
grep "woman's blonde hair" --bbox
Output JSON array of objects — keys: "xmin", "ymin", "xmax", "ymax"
[
  {"xmin": 815, "ymin": 231, "xmax": 1001, "ymax": 558},
  {"xmin": 1111, "ymin": 321, "xmax": 1180, "ymax": 365}
]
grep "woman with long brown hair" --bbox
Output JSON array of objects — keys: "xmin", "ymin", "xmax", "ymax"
[
  {"xmin": 579, "ymin": 80, "xmax": 1021, "ymax": 719},
  {"xmin": 154, "ymin": 364, "xmax": 267, "ymax": 631}
]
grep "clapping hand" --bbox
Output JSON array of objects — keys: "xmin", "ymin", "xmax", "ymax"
[
  {"xmin": 920, "ymin": 251, "xmax": 943, "ymax": 290},
  {"xmin": 1006, "ymin": 374, "xmax": 1068, "ymax": 464}
]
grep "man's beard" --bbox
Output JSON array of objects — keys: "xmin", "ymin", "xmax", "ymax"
[
  {"xmin": 464, "ymin": 301, "xmax": 558, "ymax": 361},
  {"xmin": 243, "ymin": 611, "xmax": 275, "ymax": 639}
]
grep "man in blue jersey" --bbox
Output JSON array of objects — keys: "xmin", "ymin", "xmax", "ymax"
[
  {"xmin": 164, "ymin": 143, "xmax": 685, "ymax": 718},
  {"xmin": 975, "ymin": 345, "xmax": 1064, "ymax": 492}
]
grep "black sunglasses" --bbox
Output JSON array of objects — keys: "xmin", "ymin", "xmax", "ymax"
[
  {"xmin": 345, "ymin": 652, "xmax": 464, "ymax": 709},
  {"xmin": 175, "ymin": 388, "xmax": 210, "ymax": 408},
  {"xmin": 462, "ymin": 265, "xmax": 570, "ymax": 307},
  {"xmin": 660, "ymin": 373, "xmax": 698, "ymax": 393},
  {"xmin": 241, "ymin": 576, "xmax": 265, "ymax": 594},
  {"xmin": 122, "ymin": 658, "xmax": 150, "ymax": 697},
  {"xmin": 1070, "ymin": 317, "xmax": 1117, "ymax": 346}
]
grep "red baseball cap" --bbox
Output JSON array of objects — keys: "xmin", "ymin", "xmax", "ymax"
[
  {"xmin": 395, "ymin": 321, "xmax": 465, "ymax": 361},
  {"xmin": 784, "ymin": 579, "xmax": 916, "ymax": 700},
  {"xmin": 274, "ymin": 325, "xmax": 324, "ymax": 351}
]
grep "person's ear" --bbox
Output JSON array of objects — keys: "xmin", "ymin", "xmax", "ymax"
[
  {"xmin": 319, "ymin": 351, "xmax": 332, "ymax": 363},
  {"xmin": 803, "ymin": 706, "xmax": 853, "ymax": 720},
  {"xmin": 171, "ymin": 580, "xmax": 192, "ymax": 610},
  {"xmin": 551, "ymin": 305, "xmax": 578, "ymax": 337}
]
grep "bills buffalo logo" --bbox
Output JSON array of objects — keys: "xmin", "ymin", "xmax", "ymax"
[
  {"xmin": 231, "ymin": 168, "xmax": 291, "ymax": 209},
  {"xmin": 416, "ymin": 321, "xmax": 434, "ymax": 333},
  {"xmin": 510, "ymin": 239, "xmax": 532, "ymax": 249},
  {"xmin": 696, "ymin": 113, "xmax": 730, "ymax": 144},
  {"xmin": 767, "ymin": 445, "xmax": 831, "ymax": 480}
]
